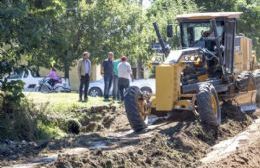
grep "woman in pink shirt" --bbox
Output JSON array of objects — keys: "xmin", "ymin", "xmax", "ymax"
[{"xmin": 48, "ymin": 68, "xmax": 59, "ymax": 86}]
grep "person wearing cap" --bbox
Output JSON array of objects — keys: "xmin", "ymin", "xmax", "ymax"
[
  {"xmin": 102, "ymin": 52, "xmax": 114, "ymax": 101},
  {"xmin": 118, "ymin": 56, "xmax": 132, "ymax": 101},
  {"xmin": 77, "ymin": 51, "xmax": 91, "ymax": 102}
]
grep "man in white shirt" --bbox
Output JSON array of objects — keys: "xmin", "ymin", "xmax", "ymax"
[{"xmin": 118, "ymin": 56, "xmax": 132, "ymax": 101}]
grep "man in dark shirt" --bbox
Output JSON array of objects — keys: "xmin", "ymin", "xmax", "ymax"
[{"xmin": 102, "ymin": 52, "xmax": 114, "ymax": 101}]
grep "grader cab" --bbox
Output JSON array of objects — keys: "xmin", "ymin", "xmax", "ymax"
[{"xmin": 124, "ymin": 12, "xmax": 259, "ymax": 132}]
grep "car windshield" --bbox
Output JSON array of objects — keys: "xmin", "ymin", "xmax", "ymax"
[
  {"xmin": 8, "ymin": 69, "xmax": 24, "ymax": 79},
  {"xmin": 181, "ymin": 21, "xmax": 224, "ymax": 49}
]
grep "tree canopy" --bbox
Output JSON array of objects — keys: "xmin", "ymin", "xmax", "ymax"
[
  {"xmin": 194, "ymin": 0, "xmax": 260, "ymax": 55},
  {"xmin": 0, "ymin": 0, "xmax": 259, "ymax": 79}
]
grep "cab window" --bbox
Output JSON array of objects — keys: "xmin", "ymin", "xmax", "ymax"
[{"xmin": 181, "ymin": 21, "xmax": 224, "ymax": 50}]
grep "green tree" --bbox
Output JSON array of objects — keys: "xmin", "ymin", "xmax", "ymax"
[
  {"xmin": 23, "ymin": 0, "xmax": 84, "ymax": 78},
  {"xmin": 26, "ymin": 0, "xmax": 151, "ymax": 79},
  {"xmin": 0, "ymin": 0, "xmax": 64, "ymax": 73},
  {"xmin": 75, "ymin": 0, "xmax": 154, "ymax": 78},
  {"xmin": 194, "ymin": 0, "xmax": 260, "ymax": 56},
  {"xmin": 81, "ymin": 0, "xmax": 152, "ymax": 62},
  {"xmin": 193, "ymin": 0, "xmax": 237, "ymax": 11},
  {"xmin": 236, "ymin": 1, "xmax": 260, "ymax": 56},
  {"xmin": 147, "ymin": 0, "xmax": 198, "ymax": 48},
  {"xmin": 46, "ymin": 4, "xmax": 84, "ymax": 78}
]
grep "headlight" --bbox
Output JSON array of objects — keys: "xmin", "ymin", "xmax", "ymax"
[{"xmin": 190, "ymin": 56, "xmax": 195, "ymax": 61}]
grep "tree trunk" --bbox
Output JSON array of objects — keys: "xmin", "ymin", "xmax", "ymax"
[
  {"xmin": 136, "ymin": 0, "xmax": 144, "ymax": 79},
  {"xmin": 64, "ymin": 51, "xmax": 70, "ymax": 79},
  {"xmin": 35, "ymin": 66, "xmax": 40, "ymax": 77},
  {"xmin": 64, "ymin": 62, "xmax": 70, "ymax": 79},
  {"xmin": 136, "ymin": 59, "xmax": 144, "ymax": 79}
]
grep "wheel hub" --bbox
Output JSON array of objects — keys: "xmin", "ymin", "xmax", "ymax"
[
  {"xmin": 137, "ymin": 95, "xmax": 150, "ymax": 120},
  {"xmin": 90, "ymin": 90, "xmax": 98, "ymax": 97},
  {"xmin": 211, "ymin": 95, "xmax": 218, "ymax": 115}
]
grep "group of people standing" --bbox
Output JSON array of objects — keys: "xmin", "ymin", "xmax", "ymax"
[{"xmin": 77, "ymin": 51, "xmax": 132, "ymax": 102}]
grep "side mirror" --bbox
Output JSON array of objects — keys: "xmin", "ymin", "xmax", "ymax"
[{"xmin": 167, "ymin": 24, "xmax": 173, "ymax": 37}]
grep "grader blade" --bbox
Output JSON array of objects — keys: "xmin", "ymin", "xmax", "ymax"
[
  {"xmin": 233, "ymin": 90, "xmax": 257, "ymax": 113},
  {"xmin": 239, "ymin": 103, "xmax": 256, "ymax": 113}
]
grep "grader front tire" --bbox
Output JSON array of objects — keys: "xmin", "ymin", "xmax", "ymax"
[
  {"xmin": 124, "ymin": 86, "xmax": 147, "ymax": 132},
  {"xmin": 196, "ymin": 83, "xmax": 221, "ymax": 126}
]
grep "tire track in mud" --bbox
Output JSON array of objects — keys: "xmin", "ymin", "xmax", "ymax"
[{"xmin": 2, "ymin": 119, "xmax": 176, "ymax": 168}]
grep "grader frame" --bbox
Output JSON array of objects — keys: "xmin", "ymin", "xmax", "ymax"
[{"xmin": 124, "ymin": 12, "xmax": 258, "ymax": 132}]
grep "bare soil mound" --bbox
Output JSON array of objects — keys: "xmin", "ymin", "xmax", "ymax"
[
  {"xmin": 0, "ymin": 105, "xmax": 128, "ymax": 167},
  {"xmin": 75, "ymin": 105, "xmax": 130, "ymax": 133},
  {"xmin": 201, "ymin": 140, "xmax": 260, "ymax": 168},
  {"xmin": 48, "ymin": 104, "xmax": 257, "ymax": 168}
]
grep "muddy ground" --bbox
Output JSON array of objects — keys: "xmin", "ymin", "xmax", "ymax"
[
  {"xmin": 0, "ymin": 105, "xmax": 128, "ymax": 167},
  {"xmin": 0, "ymin": 103, "xmax": 258, "ymax": 168},
  {"xmin": 48, "ymin": 104, "xmax": 256, "ymax": 168}
]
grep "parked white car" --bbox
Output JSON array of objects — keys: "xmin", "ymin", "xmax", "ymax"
[
  {"xmin": 4, "ymin": 68, "xmax": 71, "ymax": 92},
  {"xmin": 6, "ymin": 68, "xmax": 43, "ymax": 92},
  {"xmin": 88, "ymin": 78, "xmax": 155, "ymax": 97}
]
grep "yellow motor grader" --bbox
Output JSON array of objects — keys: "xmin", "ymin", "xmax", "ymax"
[{"xmin": 124, "ymin": 12, "xmax": 259, "ymax": 132}]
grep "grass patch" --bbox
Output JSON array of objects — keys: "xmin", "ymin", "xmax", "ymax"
[
  {"xmin": 25, "ymin": 92, "xmax": 112, "ymax": 118},
  {"xmin": 0, "ymin": 92, "xmax": 117, "ymax": 141},
  {"xmin": 36, "ymin": 121, "xmax": 66, "ymax": 140},
  {"xmin": 24, "ymin": 92, "xmax": 118, "ymax": 140}
]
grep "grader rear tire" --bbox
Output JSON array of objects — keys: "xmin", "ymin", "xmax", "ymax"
[
  {"xmin": 124, "ymin": 86, "xmax": 147, "ymax": 132},
  {"xmin": 196, "ymin": 83, "xmax": 221, "ymax": 126}
]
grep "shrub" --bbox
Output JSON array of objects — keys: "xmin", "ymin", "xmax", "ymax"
[{"xmin": 0, "ymin": 98, "xmax": 37, "ymax": 140}]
